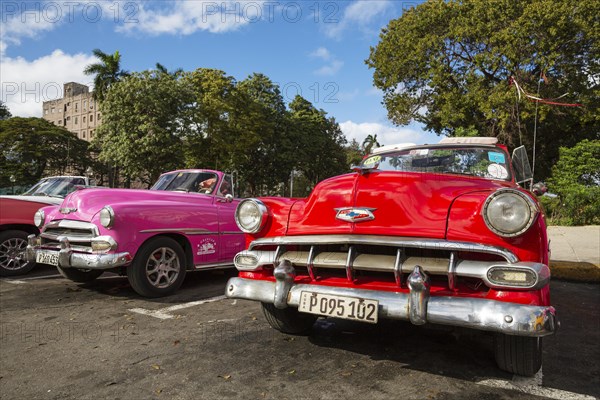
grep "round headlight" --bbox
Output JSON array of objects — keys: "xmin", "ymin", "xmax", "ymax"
[
  {"xmin": 483, "ymin": 189, "xmax": 538, "ymax": 237},
  {"xmin": 235, "ymin": 199, "xmax": 268, "ymax": 233},
  {"xmin": 99, "ymin": 206, "xmax": 115, "ymax": 228},
  {"xmin": 34, "ymin": 210, "xmax": 45, "ymax": 228}
]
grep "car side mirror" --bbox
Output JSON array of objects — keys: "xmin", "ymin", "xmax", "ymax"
[{"xmin": 218, "ymin": 194, "xmax": 234, "ymax": 203}]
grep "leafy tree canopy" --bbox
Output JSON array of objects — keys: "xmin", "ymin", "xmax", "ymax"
[
  {"xmin": 0, "ymin": 101, "xmax": 11, "ymax": 120},
  {"xmin": 0, "ymin": 118, "xmax": 91, "ymax": 187},
  {"xmin": 93, "ymin": 70, "xmax": 189, "ymax": 186},
  {"xmin": 367, "ymin": 0, "xmax": 599, "ymax": 179}
]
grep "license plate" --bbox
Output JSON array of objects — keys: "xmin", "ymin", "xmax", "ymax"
[
  {"xmin": 298, "ymin": 291, "xmax": 379, "ymax": 323},
  {"xmin": 36, "ymin": 251, "xmax": 59, "ymax": 267}
]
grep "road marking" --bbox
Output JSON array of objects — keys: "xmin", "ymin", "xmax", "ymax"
[
  {"xmin": 18, "ymin": 274, "xmax": 63, "ymax": 280},
  {"xmin": 478, "ymin": 369, "xmax": 596, "ymax": 400},
  {"xmin": 129, "ymin": 295, "xmax": 227, "ymax": 319},
  {"xmin": 2, "ymin": 279, "xmax": 28, "ymax": 284},
  {"xmin": 1, "ymin": 274, "xmax": 63, "ymax": 284}
]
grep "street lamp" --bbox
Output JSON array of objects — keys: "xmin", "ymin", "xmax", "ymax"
[{"xmin": 9, "ymin": 175, "xmax": 16, "ymax": 195}]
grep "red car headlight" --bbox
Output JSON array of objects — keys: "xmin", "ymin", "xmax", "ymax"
[
  {"xmin": 482, "ymin": 189, "xmax": 538, "ymax": 237},
  {"xmin": 235, "ymin": 199, "xmax": 268, "ymax": 233}
]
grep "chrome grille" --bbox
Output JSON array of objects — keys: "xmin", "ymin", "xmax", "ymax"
[
  {"xmin": 247, "ymin": 234, "xmax": 518, "ymax": 288},
  {"xmin": 40, "ymin": 220, "xmax": 98, "ymax": 252}
]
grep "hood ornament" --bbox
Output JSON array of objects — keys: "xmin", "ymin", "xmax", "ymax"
[
  {"xmin": 335, "ymin": 207, "xmax": 376, "ymax": 223},
  {"xmin": 59, "ymin": 207, "xmax": 77, "ymax": 214}
]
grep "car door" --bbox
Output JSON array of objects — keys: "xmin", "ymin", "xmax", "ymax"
[{"xmin": 216, "ymin": 174, "xmax": 245, "ymax": 262}]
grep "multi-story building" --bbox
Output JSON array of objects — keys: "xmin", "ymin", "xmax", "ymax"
[{"xmin": 42, "ymin": 82, "xmax": 101, "ymax": 141}]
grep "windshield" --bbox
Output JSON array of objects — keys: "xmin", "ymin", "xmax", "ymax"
[
  {"xmin": 361, "ymin": 146, "xmax": 512, "ymax": 181},
  {"xmin": 151, "ymin": 172, "xmax": 219, "ymax": 194},
  {"xmin": 23, "ymin": 177, "xmax": 86, "ymax": 198}
]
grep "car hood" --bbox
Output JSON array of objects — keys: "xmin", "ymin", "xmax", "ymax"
[
  {"xmin": 287, "ymin": 172, "xmax": 514, "ymax": 238},
  {"xmin": 56, "ymin": 188, "xmax": 212, "ymax": 222},
  {"xmin": 0, "ymin": 195, "xmax": 63, "ymax": 206}
]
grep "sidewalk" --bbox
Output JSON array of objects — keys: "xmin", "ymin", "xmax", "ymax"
[{"xmin": 547, "ymin": 225, "xmax": 600, "ymax": 282}]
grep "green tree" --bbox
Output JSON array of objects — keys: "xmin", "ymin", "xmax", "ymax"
[
  {"xmin": 236, "ymin": 73, "xmax": 291, "ymax": 195},
  {"xmin": 288, "ymin": 96, "xmax": 348, "ymax": 188},
  {"xmin": 345, "ymin": 139, "xmax": 364, "ymax": 167},
  {"xmin": 0, "ymin": 118, "xmax": 91, "ymax": 188},
  {"xmin": 367, "ymin": 0, "xmax": 599, "ymax": 179},
  {"xmin": 543, "ymin": 140, "xmax": 600, "ymax": 225},
  {"xmin": 182, "ymin": 68, "xmax": 239, "ymax": 172},
  {"xmin": 362, "ymin": 134, "xmax": 380, "ymax": 154},
  {"xmin": 0, "ymin": 101, "xmax": 11, "ymax": 120},
  {"xmin": 93, "ymin": 70, "xmax": 189, "ymax": 187},
  {"xmin": 84, "ymin": 49, "xmax": 128, "ymax": 103}
]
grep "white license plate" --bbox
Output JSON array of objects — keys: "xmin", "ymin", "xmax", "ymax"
[
  {"xmin": 36, "ymin": 251, "xmax": 59, "ymax": 267},
  {"xmin": 298, "ymin": 291, "xmax": 379, "ymax": 323}
]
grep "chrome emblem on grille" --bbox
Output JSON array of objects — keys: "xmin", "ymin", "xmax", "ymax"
[
  {"xmin": 335, "ymin": 207, "xmax": 376, "ymax": 223},
  {"xmin": 59, "ymin": 207, "xmax": 78, "ymax": 214}
]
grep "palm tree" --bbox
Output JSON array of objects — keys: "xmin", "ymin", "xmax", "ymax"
[
  {"xmin": 155, "ymin": 63, "xmax": 184, "ymax": 77},
  {"xmin": 362, "ymin": 134, "xmax": 380, "ymax": 154},
  {"xmin": 84, "ymin": 49, "xmax": 128, "ymax": 103}
]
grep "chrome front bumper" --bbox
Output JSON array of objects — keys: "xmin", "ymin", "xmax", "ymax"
[
  {"xmin": 26, "ymin": 235, "xmax": 132, "ymax": 270},
  {"xmin": 226, "ymin": 263, "xmax": 557, "ymax": 337}
]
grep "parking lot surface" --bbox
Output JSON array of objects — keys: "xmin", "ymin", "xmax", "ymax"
[{"xmin": 1, "ymin": 265, "xmax": 598, "ymax": 400}]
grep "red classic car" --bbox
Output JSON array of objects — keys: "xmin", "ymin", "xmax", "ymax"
[
  {"xmin": 225, "ymin": 137, "xmax": 557, "ymax": 376},
  {"xmin": 26, "ymin": 170, "xmax": 245, "ymax": 297},
  {"xmin": 0, "ymin": 176, "xmax": 94, "ymax": 276}
]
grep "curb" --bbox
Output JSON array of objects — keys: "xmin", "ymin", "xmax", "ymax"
[{"xmin": 550, "ymin": 260, "xmax": 600, "ymax": 283}]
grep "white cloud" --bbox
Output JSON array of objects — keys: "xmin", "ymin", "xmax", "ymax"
[
  {"xmin": 340, "ymin": 120, "xmax": 426, "ymax": 147},
  {"xmin": 325, "ymin": 0, "xmax": 393, "ymax": 39},
  {"xmin": 1, "ymin": 50, "xmax": 96, "ymax": 117},
  {"xmin": 117, "ymin": 1, "xmax": 258, "ymax": 36},
  {"xmin": 315, "ymin": 60, "xmax": 344, "ymax": 76},
  {"xmin": 310, "ymin": 47, "xmax": 331, "ymax": 60},
  {"xmin": 310, "ymin": 47, "xmax": 343, "ymax": 76}
]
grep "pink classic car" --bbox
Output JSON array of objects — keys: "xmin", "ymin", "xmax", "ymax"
[
  {"xmin": 0, "ymin": 176, "xmax": 94, "ymax": 276},
  {"xmin": 26, "ymin": 170, "xmax": 244, "ymax": 297}
]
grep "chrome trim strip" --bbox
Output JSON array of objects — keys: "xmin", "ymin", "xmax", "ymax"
[
  {"xmin": 193, "ymin": 262, "xmax": 234, "ymax": 270},
  {"xmin": 448, "ymin": 251, "xmax": 457, "ymax": 290},
  {"xmin": 225, "ymin": 277, "xmax": 557, "ymax": 337},
  {"xmin": 393, "ymin": 248, "xmax": 403, "ymax": 286},
  {"xmin": 221, "ymin": 231, "xmax": 244, "ymax": 235},
  {"xmin": 345, "ymin": 246, "xmax": 355, "ymax": 281},
  {"xmin": 307, "ymin": 245, "xmax": 316, "ymax": 281},
  {"xmin": 139, "ymin": 228, "xmax": 215, "ymax": 235},
  {"xmin": 249, "ymin": 235, "xmax": 518, "ymax": 263}
]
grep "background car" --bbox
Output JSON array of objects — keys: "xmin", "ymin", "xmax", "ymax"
[
  {"xmin": 27, "ymin": 170, "xmax": 245, "ymax": 297},
  {"xmin": 0, "ymin": 176, "xmax": 94, "ymax": 276},
  {"xmin": 226, "ymin": 137, "xmax": 557, "ymax": 376}
]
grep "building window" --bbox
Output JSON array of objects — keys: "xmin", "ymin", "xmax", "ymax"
[
  {"xmin": 75, "ymin": 103, "xmax": 78, "ymax": 111},
  {"xmin": 90, "ymin": 114, "xmax": 93, "ymax": 122},
  {"xmin": 97, "ymin": 113, "xmax": 101, "ymax": 120},
  {"xmin": 51, "ymin": 107, "xmax": 55, "ymax": 113},
  {"xmin": 75, "ymin": 116, "xmax": 78, "ymax": 125},
  {"xmin": 66, "ymin": 116, "xmax": 71, "ymax": 121},
  {"xmin": 83, "ymin": 116, "xmax": 86, "ymax": 123},
  {"xmin": 83, "ymin": 100, "xmax": 87, "ymax": 110},
  {"xmin": 82, "ymin": 130, "xmax": 86, "ymax": 139},
  {"xmin": 44, "ymin": 109, "xmax": 48, "ymax": 114},
  {"xmin": 90, "ymin": 130, "xmax": 94, "ymax": 138}
]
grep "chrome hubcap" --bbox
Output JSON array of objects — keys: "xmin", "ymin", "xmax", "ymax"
[
  {"xmin": 145, "ymin": 247, "xmax": 180, "ymax": 288},
  {"xmin": 0, "ymin": 238, "xmax": 28, "ymax": 271}
]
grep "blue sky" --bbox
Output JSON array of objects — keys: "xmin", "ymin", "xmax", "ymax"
[{"xmin": 1, "ymin": 0, "xmax": 439, "ymax": 145}]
